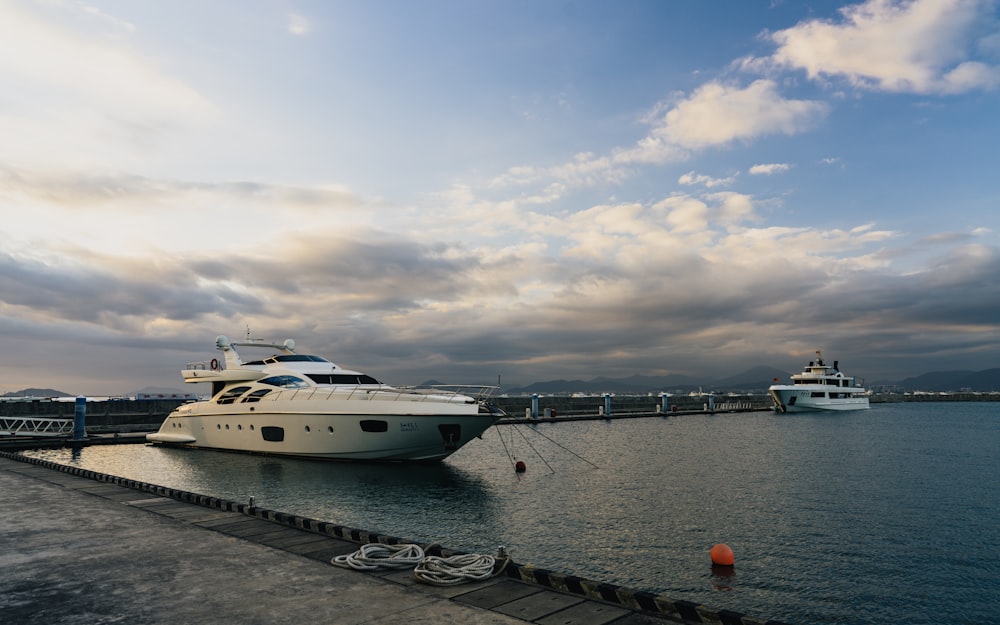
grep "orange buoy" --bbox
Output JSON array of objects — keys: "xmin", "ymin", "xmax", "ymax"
[
  {"xmin": 710, "ymin": 543, "xmax": 734, "ymax": 567},
  {"xmin": 514, "ymin": 460, "xmax": 526, "ymax": 473}
]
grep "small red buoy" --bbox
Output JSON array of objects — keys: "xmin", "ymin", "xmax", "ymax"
[
  {"xmin": 710, "ymin": 543, "xmax": 734, "ymax": 567},
  {"xmin": 514, "ymin": 460, "xmax": 526, "ymax": 473}
]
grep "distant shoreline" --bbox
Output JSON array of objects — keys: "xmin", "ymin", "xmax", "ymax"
[{"xmin": 871, "ymin": 392, "xmax": 1000, "ymax": 402}]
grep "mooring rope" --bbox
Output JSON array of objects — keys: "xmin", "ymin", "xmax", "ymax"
[
  {"xmin": 518, "ymin": 423, "xmax": 601, "ymax": 469},
  {"xmin": 331, "ymin": 544, "xmax": 509, "ymax": 585},
  {"xmin": 413, "ymin": 553, "xmax": 507, "ymax": 586},
  {"xmin": 331, "ymin": 543, "xmax": 425, "ymax": 570},
  {"xmin": 497, "ymin": 426, "xmax": 521, "ymax": 473},
  {"xmin": 512, "ymin": 424, "xmax": 555, "ymax": 473}
]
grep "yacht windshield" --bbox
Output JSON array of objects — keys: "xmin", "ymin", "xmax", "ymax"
[
  {"xmin": 244, "ymin": 354, "xmax": 332, "ymax": 366},
  {"xmin": 259, "ymin": 375, "xmax": 310, "ymax": 388}
]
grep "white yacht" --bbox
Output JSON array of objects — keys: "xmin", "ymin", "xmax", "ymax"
[
  {"xmin": 147, "ymin": 335, "xmax": 504, "ymax": 461},
  {"xmin": 769, "ymin": 351, "xmax": 870, "ymax": 413}
]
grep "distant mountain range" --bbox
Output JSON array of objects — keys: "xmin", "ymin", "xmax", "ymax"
[
  {"xmin": 4, "ymin": 368, "xmax": 999, "ymax": 398},
  {"xmin": 0, "ymin": 386, "xmax": 186, "ymax": 399},
  {"xmin": 886, "ymin": 369, "xmax": 1000, "ymax": 393},
  {"xmin": 2, "ymin": 388, "xmax": 73, "ymax": 398}
]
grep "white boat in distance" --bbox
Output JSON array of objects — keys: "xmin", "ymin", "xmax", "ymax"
[
  {"xmin": 768, "ymin": 351, "xmax": 870, "ymax": 413},
  {"xmin": 147, "ymin": 335, "xmax": 505, "ymax": 461}
]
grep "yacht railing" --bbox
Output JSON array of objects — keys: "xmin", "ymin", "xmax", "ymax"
[
  {"xmin": 398, "ymin": 385, "xmax": 501, "ymax": 402},
  {"xmin": 262, "ymin": 384, "xmax": 500, "ymax": 404}
]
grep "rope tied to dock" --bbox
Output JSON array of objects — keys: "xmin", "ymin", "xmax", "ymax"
[
  {"xmin": 331, "ymin": 543, "xmax": 425, "ymax": 570},
  {"xmin": 413, "ymin": 553, "xmax": 505, "ymax": 586},
  {"xmin": 331, "ymin": 543, "xmax": 510, "ymax": 585}
]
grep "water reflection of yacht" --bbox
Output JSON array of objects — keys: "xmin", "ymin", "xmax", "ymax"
[{"xmin": 147, "ymin": 335, "xmax": 504, "ymax": 461}]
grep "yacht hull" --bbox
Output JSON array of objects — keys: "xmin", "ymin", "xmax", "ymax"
[
  {"xmin": 148, "ymin": 406, "xmax": 500, "ymax": 462},
  {"xmin": 768, "ymin": 387, "xmax": 870, "ymax": 413}
]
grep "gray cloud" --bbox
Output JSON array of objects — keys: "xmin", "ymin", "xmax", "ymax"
[{"xmin": 2, "ymin": 216, "xmax": 998, "ymax": 394}]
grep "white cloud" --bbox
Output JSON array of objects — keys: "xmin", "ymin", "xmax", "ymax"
[
  {"xmin": 288, "ymin": 13, "xmax": 311, "ymax": 35},
  {"xmin": 0, "ymin": 4, "xmax": 213, "ymax": 119},
  {"xmin": 77, "ymin": 3, "xmax": 137, "ymax": 34},
  {"xmin": 766, "ymin": 0, "xmax": 1000, "ymax": 93},
  {"xmin": 0, "ymin": 165, "xmax": 372, "ymax": 257},
  {"xmin": 511, "ymin": 80, "xmax": 826, "ymax": 191},
  {"xmin": 0, "ymin": 2, "xmax": 216, "ymax": 167},
  {"xmin": 749, "ymin": 163, "xmax": 790, "ymax": 175},
  {"xmin": 678, "ymin": 171, "xmax": 737, "ymax": 188},
  {"xmin": 639, "ymin": 80, "xmax": 828, "ymax": 151}
]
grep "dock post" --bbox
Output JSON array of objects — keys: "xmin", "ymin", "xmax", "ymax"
[
  {"xmin": 708, "ymin": 394, "xmax": 715, "ymax": 413},
  {"xmin": 603, "ymin": 393, "xmax": 612, "ymax": 417},
  {"xmin": 531, "ymin": 394, "xmax": 539, "ymax": 419},
  {"xmin": 660, "ymin": 392, "xmax": 669, "ymax": 414},
  {"xmin": 72, "ymin": 396, "xmax": 87, "ymax": 440}
]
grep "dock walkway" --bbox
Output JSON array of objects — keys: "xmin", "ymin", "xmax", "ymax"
[{"xmin": 0, "ymin": 454, "xmax": 667, "ymax": 625}]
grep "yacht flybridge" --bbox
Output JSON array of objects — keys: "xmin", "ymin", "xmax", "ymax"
[
  {"xmin": 768, "ymin": 351, "xmax": 870, "ymax": 413},
  {"xmin": 147, "ymin": 335, "xmax": 505, "ymax": 461}
]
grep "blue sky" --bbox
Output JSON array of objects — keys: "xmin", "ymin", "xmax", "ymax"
[{"xmin": 1, "ymin": 0, "xmax": 998, "ymax": 395}]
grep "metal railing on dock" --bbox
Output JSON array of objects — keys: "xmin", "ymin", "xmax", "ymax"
[
  {"xmin": 0, "ymin": 416, "xmax": 74, "ymax": 437},
  {"xmin": 492, "ymin": 393, "xmax": 773, "ymax": 422}
]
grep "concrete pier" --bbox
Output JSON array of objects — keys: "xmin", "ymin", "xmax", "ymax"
[
  {"xmin": 0, "ymin": 452, "xmax": 788, "ymax": 625},
  {"xmin": 0, "ymin": 455, "xmax": 640, "ymax": 625}
]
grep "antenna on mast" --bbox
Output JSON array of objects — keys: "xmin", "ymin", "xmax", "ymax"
[{"xmin": 244, "ymin": 326, "xmax": 263, "ymax": 344}]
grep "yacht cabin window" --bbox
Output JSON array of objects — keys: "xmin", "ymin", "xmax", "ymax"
[
  {"xmin": 307, "ymin": 374, "xmax": 381, "ymax": 385},
  {"xmin": 240, "ymin": 389, "xmax": 272, "ymax": 403},
  {"xmin": 216, "ymin": 386, "xmax": 252, "ymax": 404}
]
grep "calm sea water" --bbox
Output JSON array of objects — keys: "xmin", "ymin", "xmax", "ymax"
[{"xmin": 22, "ymin": 402, "xmax": 999, "ymax": 625}]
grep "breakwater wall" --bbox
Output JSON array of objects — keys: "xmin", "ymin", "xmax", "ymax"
[
  {"xmin": 0, "ymin": 398, "xmax": 186, "ymax": 430},
  {"xmin": 492, "ymin": 394, "xmax": 768, "ymax": 419}
]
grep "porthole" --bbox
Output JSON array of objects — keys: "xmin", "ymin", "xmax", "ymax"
[
  {"xmin": 305, "ymin": 425, "xmax": 311, "ymax": 433},
  {"xmin": 327, "ymin": 426, "xmax": 334, "ymax": 433},
  {"xmin": 225, "ymin": 424, "xmax": 230, "ymax": 430},
  {"xmin": 238, "ymin": 424, "xmax": 243, "ymax": 431},
  {"xmin": 250, "ymin": 425, "xmax": 255, "ymax": 431},
  {"xmin": 216, "ymin": 424, "xmax": 221, "ymax": 430}
]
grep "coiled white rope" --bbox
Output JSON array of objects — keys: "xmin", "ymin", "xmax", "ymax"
[
  {"xmin": 330, "ymin": 543, "xmax": 510, "ymax": 585},
  {"xmin": 412, "ymin": 553, "xmax": 503, "ymax": 586},
  {"xmin": 331, "ymin": 543, "xmax": 425, "ymax": 570}
]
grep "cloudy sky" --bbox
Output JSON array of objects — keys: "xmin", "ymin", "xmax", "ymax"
[{"xmin": 2, "ymin": 0, "xmax": 999, "ymax": 395}]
